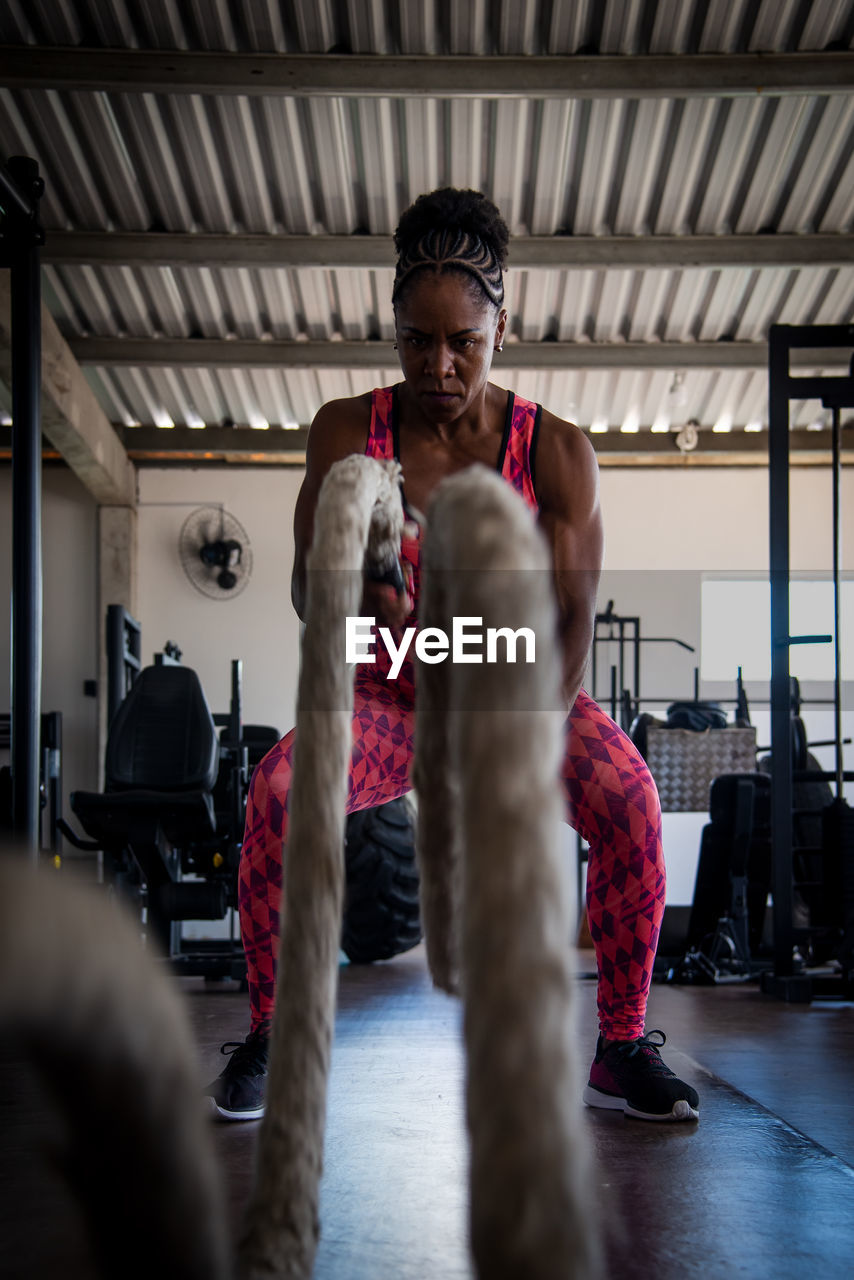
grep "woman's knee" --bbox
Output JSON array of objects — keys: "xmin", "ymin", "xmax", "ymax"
[{"xmin": 246, "ymin": 736, "xmax": 294, "ymax": 832}]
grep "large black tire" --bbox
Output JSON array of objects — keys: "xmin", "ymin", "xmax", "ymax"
[{"xmin": 341, "ymin": 797, "xmax": 422, "ymax": 964}]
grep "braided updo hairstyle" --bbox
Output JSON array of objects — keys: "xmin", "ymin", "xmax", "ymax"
[{"xmin": 392, "ymin": 188, "xmax": 510, "ymax": 310}]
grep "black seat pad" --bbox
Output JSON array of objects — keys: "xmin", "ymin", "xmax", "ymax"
[{"xmin": 71, "ymin": 788, "xmax": 216, "ymax": 847}]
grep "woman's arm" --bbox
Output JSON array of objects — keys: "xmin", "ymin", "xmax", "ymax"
[
  {"xmin": 533, "ymin": 412, "xmax": 604, "ymax": 711},
  {"xmin": 291, "ymin": 396, "xmax": 371, "ymax": 621},
  {"xmin": 291, "ymin": 394, "xmax": 413, "ymax": 626}
]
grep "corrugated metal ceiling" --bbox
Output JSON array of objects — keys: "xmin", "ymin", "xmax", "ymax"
[
  {"xmin": 1, "ymin": 0, "xmax": 853, "ymax": 452},
  {"xmin": 4, "ymin": 0, "xmax": 851, "ymax": 56}
]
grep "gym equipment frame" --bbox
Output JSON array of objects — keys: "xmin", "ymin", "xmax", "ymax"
[
  {"xmin": 591, "ymin": 599, "xmax": 696, "ymax": 732},
  {"xmin": 763, "ymin": 323, "xmax": 854, "ymax": 1001},
  {"xmin": 105, "ymin": 604, "xmax": 142, "ymax": 729},
  {"xmin": 0, "ymin": 710, "xmax": 63, "ymax": 856}
]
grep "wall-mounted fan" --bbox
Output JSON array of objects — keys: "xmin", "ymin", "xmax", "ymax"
[{"xmin": 179, "ymin": 506, "xmax": 253, "ymax": 599}]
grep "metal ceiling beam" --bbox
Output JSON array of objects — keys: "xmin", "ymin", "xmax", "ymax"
[
  {"xmin": 102, "ymin": 425, "xmax": 854, "ymax": 465},
  {"xmin": 4, "ymin": 427, "xmax": 850, "ymax": 467},
  {"xmin": 0, "ymin": 275, "xmax": 135, "ymax": 506},
  {"xmin": 595, "ymin": 431, "xmax": 854, "ymax": 467},
  {"xmin": 42, "ymin": 230, "xmax": 854, "ymax": 271},
  {"xmin": 592, "ymin": 428, "xmax": 854, "ymax": 455},
  {"xmin": 118, "ymin": 425, "xmax": 311, "ymax": 457},
  {"xmin": 67, "ymin": 336, "xmax": 851, "ymax": 372},
  {"xmin": 1, "ymin": 47, "xmax": 852, "ymax": 98}
]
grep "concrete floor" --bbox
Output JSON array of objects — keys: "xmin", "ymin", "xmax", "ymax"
[
  {"xmin": 195, "ymin": 946, "xmax": 854, "ymax": 1280},
  {"xmin": 3, "ymin": 944, "xmax": 854, "ymax": 1278}
]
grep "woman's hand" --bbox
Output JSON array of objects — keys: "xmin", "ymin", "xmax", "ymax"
[{"xmin": 361, "ymin": 562, "xmax": 414, "ymax": 628}]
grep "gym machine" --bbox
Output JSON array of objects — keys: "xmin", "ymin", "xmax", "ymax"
[
  {"xmin": 668, "ymin": 674, "xmax": 848, "ymax": 984},
  {"xmin": 62, "ymin": 609, "xmax": 421, "ymax": 977},
  {"xmin": 59, "ymin": 613, "xmax": 277, "ymax": 981},
  {"xmin": 762, "ymin": 323, "xmax": 854, "ymax": 1002}
]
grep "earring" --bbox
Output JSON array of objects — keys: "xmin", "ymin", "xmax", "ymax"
[
  {"xmin": 495, "ymin": 345, "xmax": 503, "ymax": 352},
  {"xmin": 393, "ymin": 343, "xmax": 398, "ymax": 350}
]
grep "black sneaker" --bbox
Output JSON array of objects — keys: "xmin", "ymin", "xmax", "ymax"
[
  {"xmin": 204, "ymin": 1029, "xmax": 269, "ymax": 1121},
  {"xmin": 583, "ymin": 1030, "xmax": 700, "ymax": 1122}
]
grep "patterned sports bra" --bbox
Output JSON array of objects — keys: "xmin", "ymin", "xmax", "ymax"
[
  {"xmin": 365, "ymin": 383, "xmax": 542, "ymax": 595},
  {"xmin": 359, "ymin": 384, "xmax": 543, "ymax": 687}
]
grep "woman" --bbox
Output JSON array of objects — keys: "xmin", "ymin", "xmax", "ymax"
[{"xmin": 207, "ymin": 188, "xmax": 699, "ymax": 1124}]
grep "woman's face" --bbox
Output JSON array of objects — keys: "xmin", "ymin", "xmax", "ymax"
[{"xmin": 393, "ymin": 270, "xmax": 507, "ymax": 424}]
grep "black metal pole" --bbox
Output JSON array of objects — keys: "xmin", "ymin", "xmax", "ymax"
[
  {"xmin": 831, "ymin": 406, "xmax": 844, "ymax": 800},
  {"xmin": 591, "ymin": 622, "xmax": 598, "ymax": 700},
  {"xmin": 7, "ymin": 156, "xmax": 44, "ymax": 855},
  {"xmin": 618, "ymin": 620, "xmax": 626, "ymax": 701},
  {"xmin": 768, "ymin": 326, "xmax": 795, "ymax": 978},
  {"xmin": 229, "ymin": 658, "xmax": 245, "ymax": 856}
]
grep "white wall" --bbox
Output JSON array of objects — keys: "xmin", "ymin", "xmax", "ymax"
[
  {"xmin": 600, "ymin": 466, "xmax": 851, "ymax": 572},
  {"xmin": 136, "ymin": 467, "xmax": 304, "ymax": 737},
  {"xmin": 0, "ymin": 466, "xmax": 99, "ymax": 827}
]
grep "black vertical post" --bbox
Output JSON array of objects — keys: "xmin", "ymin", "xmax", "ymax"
[
  {"xmin": 591, "ymin": 623, "xmax": 597, "ymax": 702},
  {"xmin": 768, "ymin": 326, "xmax": 795, "ymax": 978},
  {"xmin": 6, "ymin": 157, "xmax": 44, "ymax": 855},
  {"xmin": 228, "ymin": 658, "xmax": 245, "ymax": 855},
  {"xmin": 831, "ymin": 406, "xmax": 844, "ymax": 800}
]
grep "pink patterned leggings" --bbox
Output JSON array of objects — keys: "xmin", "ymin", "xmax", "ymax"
[{"xmin": 238, "ymin": 680, "xmax": 665, "ymax": 1041}]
